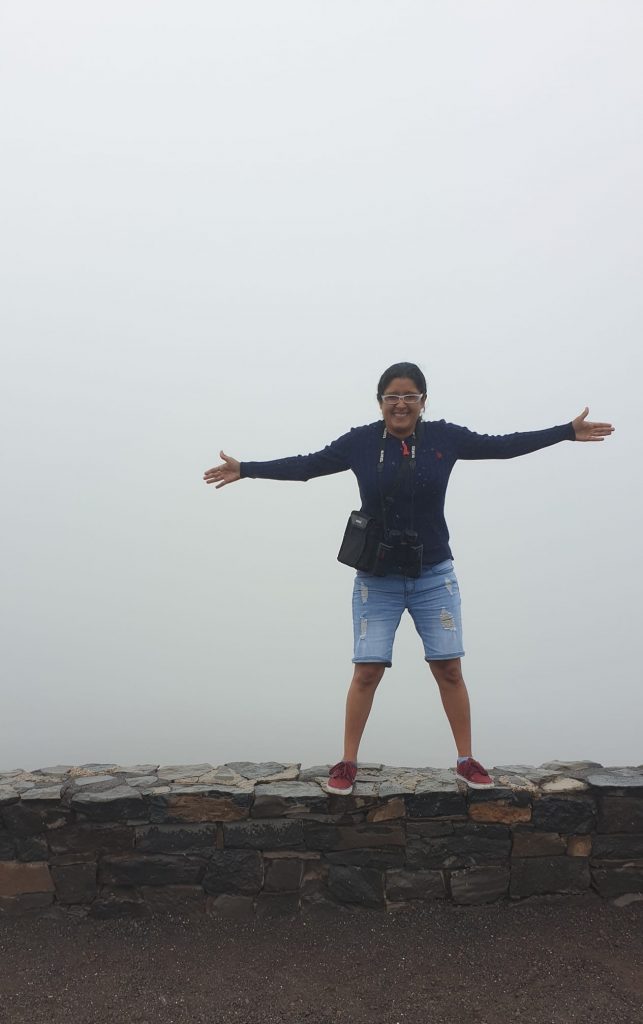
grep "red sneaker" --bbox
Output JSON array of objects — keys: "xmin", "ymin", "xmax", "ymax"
[
  {"xmin": 456, "ymin": 757, "xmax": 494, "ymax": 789},
  {"xmin": 326, "ymin": 760, "xmax": 358, "ymax": 795}
]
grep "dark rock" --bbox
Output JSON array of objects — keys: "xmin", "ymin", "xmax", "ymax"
[
  {"xmin": 591, "ymin": 835, "xmax": 643, "ymax": 860},
  {"xmin": 223, "ymin": 819, "xmax": 304, "ymax": 850},
  {"xmin": 531, "ymin": 797, "xmax": 597, "ymax": 834},
  {"xmin": 139, "ymin": 885, "xmax": 206, "ymax": 916},
  {"xmin": 202, "ymin": 850, "xmax": 263, "ymax": 895},
  {"xmin": 148, "ymin": 791, "xmax": 250, "ymax": 824},
  {"xmin": 48, "ymin": 824, "xmax": 135, "ymax": 856},
  {"xmin": 89, "ymin": 887, "xmax": 150, "ymax": 919},
  {"xmin": 51, "ymin": 862, "xmax": 98, "ymax": 904},
  {"xmin": 0, "ymin": 892, "xmax": 55, "ymax": 916},
  {"xmin": 453, "ymin": 823, "xmax": 511, "ymax": 840},
  {"xmin": 264, "ymin": 857, "xmax": 304, "ymax": 892},
  {"xmin": 468, "ymin": 787, "xmax": 531, "ymax": 806},
  {"xmin": 406, "ymin": 831, "xmax": 510, "ymax": 870},
  {"xmin": 15, "ymin": 835, "xmax": 48, "ymax": 861},
  {"xmin": 597, "ymin": 796, "xmax": 643, "ymax": 834},
  {"xmin": 299, "ymin": 861, "xmax": 328, "ymax": 901},
  {"xmin": 304, "ymin": 821, "xmax": 405, "ymax": 852},
  {"xmin": 2, "ymin": 801, "xmax": 71, "ymax": 836},
  {"xmin": 511, "ymin": 832, "xmax": 566, "ymax": 857},
  {"xmin": 450, "ymin": 865, "xmax": 510, "ymax": 904},
  {"xmin": 0, "ymin": 787, "xmax": 19, "ymax": 807},
  {"xmin": 406, "ymin": 821, "xmax": 454, "ymax": 838},
  {"xmin": 405, "ymin": 791, "xmax": 467, "ymax": 818},
  {"xmin": 324, "ymin": 848, "xmax": 406, "ymax": 870},
  {"xmin": 510, "ymin": 857, "xmax": 590, "ymax": 897},
  {"xmin": 386, "ymin": 869, "xmax": 446, "ymax": 900},
  {"xmin": 71, "ymin": 787, "xmax": 147, "ymax": 823},
  {"xmin": 592, "ymin": 862, "xmax": 643, "ymax": 897},
  {"xmin": 0, "ymin": 861, "xmax": 54, "ymax": 896},
  {"xmin": 134, "ymin": 824, "xmax": 218, "ymax": 855},
  {"xmin": 251, "ymin": 782, "xmax": 328, "ymax": 817},
  {"xmin": 256, "ymin": 893, "xmax": 301, "ymax": 917},
  {"xmin": 99, "ymin": 855, "xmax": 206, "ymax": 887},
  {"xmin": 205, "ymin": 894, "xmax": 255, "ymax": 919},
  {"xmin": 0, "ymin": 831, "xmax": 16, "ymax": 860},
  {"xmin": 327, "ymin": 865, "xmax": 385, "ymax": 908}
]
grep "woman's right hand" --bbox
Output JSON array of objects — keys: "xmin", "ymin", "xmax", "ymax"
[{"xmin": 203, "ymin": 451, "xmax": 241, "ymax": 489}]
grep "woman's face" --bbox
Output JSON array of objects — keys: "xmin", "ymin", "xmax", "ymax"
[{"xmin": 378, "ymin": 376, "xmax": 426, "ymax": 437}]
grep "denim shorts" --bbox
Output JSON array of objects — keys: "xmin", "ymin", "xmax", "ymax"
[{"xmin": 352, "ymin": 559, "xmax": 464, "ymax": 666}]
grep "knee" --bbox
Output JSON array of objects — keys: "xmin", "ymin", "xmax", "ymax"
[
  {"xmin": 352, "ymin": 663, "xmax": 386, "ymax": 688},
  {"xmin": 430, "ymin": 659, "xmax": 464, "ymax": 688}
]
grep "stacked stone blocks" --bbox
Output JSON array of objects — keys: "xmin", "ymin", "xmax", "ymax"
[{"xmin": 1, "ymin": 760, "xmax": 642, "ymax": 917}]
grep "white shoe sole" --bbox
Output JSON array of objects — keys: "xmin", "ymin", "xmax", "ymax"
[
  {"xmin": 324, "ymin": 783, "xmax": 354, "ymax": 795},
  {"xmin": 457, "ymin": 777, "xmax": 494, "ymax": 790}
]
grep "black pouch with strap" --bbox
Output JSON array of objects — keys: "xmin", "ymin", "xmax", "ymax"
[
  {"xmin": 337, "ymin": 511, "xmax": 382, "ymax": 571},
  {"xmin": 337, "ymin": 423, "xmax": 421, "ymax": 574}
]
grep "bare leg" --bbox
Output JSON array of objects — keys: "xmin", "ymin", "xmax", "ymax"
[
  {"xmin": 428, "ymin": 657, "xmax": 472, "ymax": 757},
  {"xmin": 342, "ymin": 663, "xmax": 387, "ymax": 762}
]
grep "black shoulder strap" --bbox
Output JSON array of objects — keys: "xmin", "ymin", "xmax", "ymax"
[{"xmin": 376, "ymin": 424, "xmax": 417, "ymax": 535}]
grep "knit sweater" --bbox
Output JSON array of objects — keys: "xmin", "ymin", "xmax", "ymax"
[{"xmin": 240, "ymin": 419, "xmax": 576, "ymax": 566}]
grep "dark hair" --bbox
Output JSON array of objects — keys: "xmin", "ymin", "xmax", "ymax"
[{"xmin": 377, "ymin": 362, "xmax": 427, "ymax": 399}]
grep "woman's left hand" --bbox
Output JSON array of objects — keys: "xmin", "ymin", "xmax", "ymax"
[{"xmin": 572, "ymin": 407, "xmax": 615, "ymax": 442}]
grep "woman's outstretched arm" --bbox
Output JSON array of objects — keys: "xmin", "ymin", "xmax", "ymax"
[{"xmin": 203, "ymin": 429, "xmax": 356, "ymax": 488}]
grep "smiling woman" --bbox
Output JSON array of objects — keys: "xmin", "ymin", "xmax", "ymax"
[{"xmin": 203, "ymin": 361, "xmax": 614, "ymax": 797}]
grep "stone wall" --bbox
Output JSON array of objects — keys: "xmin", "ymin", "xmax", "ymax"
[{"xmin": 1, "ymin": 761, "xmax": 642, "ymax": 918}]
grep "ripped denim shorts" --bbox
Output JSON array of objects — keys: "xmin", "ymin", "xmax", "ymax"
[{"xmin": 352, "ymin": 559, "xmax": 464, "ymax": 666}]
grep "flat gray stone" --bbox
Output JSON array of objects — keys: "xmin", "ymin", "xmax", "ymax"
[
  {"xmin": 415, "ymin": 776, "xmax": 460, "ymax": 794},
  {"xmin": 68, "ymin": 764, "xmax": 120, "ymax": 777},
  {"xmin": 351, "ymin": 782, "xmax": 379, "ymax": 798},
  {"xmin": 0, "ymin": 770, "xmax": 25, "ymax": 778},
  {"xmin": 157, "ymin": 765, "xmax": 215, "ymax": 781},
  {"xmin": 586, "ymin": 770, "xmax": 643, "ymax": 789},
  {"xmin": 113, "ymin": 765, "xmax": 159, "ymax": 776},
  {"xmin": 21, "ymin": 786, "xmax": 63, "ymax": 802},
  {"xmin": 298, "ymin": 765, "xmax": 331, "ymax": 782},
  {"xmin": 254, "ymin": 782, "xmax": 324, "ymax": 800},
  {"xmin": 379, "ymin": 778, "xmax": 419, "ymax": 797},
  {"xmin": 540, "ymin": 760, "xmax": 603, "ymax": 773},
  {"xmin": 33, "ymin": 766, "xmax": 74, "ymax": 776},
  {"xmin": 124, "ymin": 776, "xmax": 164, "ymax": 789},
  {"xmin": 490, "ymin": 773, "xmax": 539, "ymax": 792},
  {"xmin": 167, "ymin": 783, "xmax": 254, "ymax": 796},
  {"xmin": 0, "ymin": 786, "xmax": 19, "ymax": 806},
  {"xmin": 224, "ymin": 762, "xmax": 300, "ymax": 782},
  {"xmin": 13, "ymin": 782, "xmax": 36, "ymax": 793},
  {"xmin": 71, "ymin": 785, "xmax": 144, "ymax": 805},
  {"xmin": 541, "ymin": 777, "xmax": 589, "ymax": 793},
  {"xmin": 69, "ymin": 775, "xmax": 119, "ymax": 790},
  {"xmin": 198, "ymin": 769, "xmax": 245, "ymax": 786}
]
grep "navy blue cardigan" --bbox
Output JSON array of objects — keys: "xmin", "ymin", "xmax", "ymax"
[{"xmin": 240, "ymin": 419, "xmax": 575, "ymax": 566}]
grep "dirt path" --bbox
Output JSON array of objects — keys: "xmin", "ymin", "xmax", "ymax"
[{"xmin": 1, "ymin": 896, "xmax": 642, "ymax": 1024}]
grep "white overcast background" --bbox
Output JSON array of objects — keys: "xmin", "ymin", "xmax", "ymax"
[{"xmin": 1, "ymin": 1, "xmax": 641, "ymax": 772}]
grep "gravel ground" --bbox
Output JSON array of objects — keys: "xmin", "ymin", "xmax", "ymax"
[{"xmin": 1, "ymin": 896, "xmax": 642, "ymax": 1024}]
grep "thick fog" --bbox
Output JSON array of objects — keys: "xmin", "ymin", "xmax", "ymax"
[{"xmin": 1, "ymin": 1, "xmax": 641, "ymax": 772}]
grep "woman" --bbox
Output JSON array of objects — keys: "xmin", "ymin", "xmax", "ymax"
[{"xmin": 203, "ymin": 362, "xmax": 614, "ymax": 796}]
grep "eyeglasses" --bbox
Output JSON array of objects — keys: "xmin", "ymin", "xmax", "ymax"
[{"xmin": 381, "ymin": 393, "xmax": 423, "ymax": 405}]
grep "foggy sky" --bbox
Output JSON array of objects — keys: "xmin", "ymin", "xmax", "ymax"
[{"xmin": 1, "ymin": 1, "xmax": 641, "ymax": 772}]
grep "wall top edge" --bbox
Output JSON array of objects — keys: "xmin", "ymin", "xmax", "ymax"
[{"xmin": 1, "ymin": 760, "xmax": 642, "ymax": 807}]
